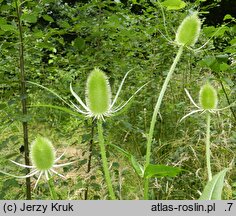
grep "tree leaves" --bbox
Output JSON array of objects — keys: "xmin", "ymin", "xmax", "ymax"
[
  {"xmin": 162, "ymin": 0, "xmax": 186, "ymax": 10},
  {"xmin": 21, "ymin": 13, "xmax": 38, "ymax": 23},
  {"xmin": 42, "ymin": 15, "xmax": 54, "ymax": 23},
  {"xmin": 0, "ymin": 24, "xmax": 17, "ymax": 32}
]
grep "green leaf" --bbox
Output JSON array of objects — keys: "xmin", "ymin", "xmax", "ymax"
[
  {"xmin": 72, "ymin": 38, "xmax": 86, "ymax": 51},
  {"xmin": 144, "ymin": 164, "xmax": 182, "ymax": 178},
  {"xmin": 199, "ymin": 168, "xmax": 228, "ymax": 200},
  {"xmin": 42, "ymin": 15, "xmax": 54, "ymax": 22},
  {"xmin": 203, "ymin": 26, "xmax": 216, "ymax": 37},
  {"xmin": 219, "ymin": 63, "xmax": 229, "ymax": 71},
  {"xmin": 109, "ymin": 143, "xmax": 130, "ymax": 157},
  {"xmin": 0, "ymin": 103, "xmax": 7, "ymax": 110},
  {"xmin": 0, "ymin": 18, "xmax": 7, "ymax": 25},
  {"xmin": 162, "ymin": 0, "xmax": 186, "ymax": 10},
  {"xmin": 109, "ymin": 143, "xmax": 144, "ymax": 177},
  {"xmin": 199, "ymin": 56, "xmax": 216, "ymax": 67},
  {"xmin": 130, "ymin": 156, "xmax": 144, "ymax": 178},
  {"xmin": 0, "ymin": 24, "xmax": 17, "ymax": 32},
  {"xmin": 21, "ymin": 13, "xmax": 38, "ymax": 23},
  {"xmin": 223, "ymin": 14, "xmax": 233, "ymax": 21}
]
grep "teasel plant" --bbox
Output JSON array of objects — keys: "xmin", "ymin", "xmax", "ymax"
[
  {"xmin": 180, "ymin": 83, "xmax": 235, "ymax": 199},
  {"xmin": 180, "ymin": 83, "xmax": 235, "ymax": 182},
  {"xmin": 143, "ymin": 11, "xmax": 202, "ymax": 199},
  {"xmin": 0, "ymin": 136, "xmax": 74, "ymax": 199},
  {"xmin": 28, "ymin": 67, "xmax": 148, "ymax": 199}
]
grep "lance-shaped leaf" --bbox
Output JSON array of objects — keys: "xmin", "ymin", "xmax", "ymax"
[
  {"xmin": 144, "ymin": 164, "xmax": 182, "ymax": 179},
  {"xmin": 109, "ymin": 143, "xmax": 144, "ymax": 177},
  {"xmin": 199, "ymin": 168, "xmax": 228, "ymax": 200}
]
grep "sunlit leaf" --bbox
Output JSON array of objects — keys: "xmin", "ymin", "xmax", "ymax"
[
  {"xmin": 162, "ymin": 0, "xmax": 186, "ymax": 10},
  {"xmin": 223, "ymin": 14, "xmax": 233, "ymax": 21},
  {"xmin": 144, "ymin": 164, "xmax": 182, "ymax": 178}
]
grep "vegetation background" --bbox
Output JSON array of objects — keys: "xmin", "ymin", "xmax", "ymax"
[{"xmin": 0, "ymin": 0, "xmax": 235, "ymax": 200}]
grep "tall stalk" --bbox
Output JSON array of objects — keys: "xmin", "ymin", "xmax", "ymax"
[
  {"xmin": 144, "ymin": 46, "xmax": 184, "ymax": 199},
  {"xmin": 48, "ymin": 177, "xmax": 58, "ymax": 200},
  {"xmin": 206, "ymin": 112, "xmax": 212, "ymax": 181},
  {"xmin": 84, "ymin": 119, "xmax": 96, "ymax": 200},
  {"xmin": 15, "ymin": 0, "xmax": 31, "ymax": 199},
  {"xmin": 97, "ymin": 119, "xmax": 116, "ymax": 200}
]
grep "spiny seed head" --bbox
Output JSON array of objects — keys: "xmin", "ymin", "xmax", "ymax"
[
  {"xmin": 175, "ymin": 12, "xmax": 201, "ymax": 47},
  {"xmin": 199, "ymin": 84, "xmax": 218, "ymax": 110},
  {"xmin": 86, "ymin": 68, "xmax": 111, "ymax": 116},
  {"xmin": 30, "ymin": 136, "xmax": 55, "ymax": 171}
]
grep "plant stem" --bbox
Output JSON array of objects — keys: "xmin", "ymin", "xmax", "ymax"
[
  {"xmin": 97, "ymin": 119, "xmax": 116, "ymax": 200},
  {"xmin": 206, "ymin": 112, "xmax": 212, "ymax": 181},
  {"xmin": 48, "ymin": 177, "xmax": 58, "ymax": 200},
  {"xmin": 144, "ymin": 46, "xmax": 184, "ymax": 199},
  {"xmin": 15, "ymin": 0, "xmax": 31, "ymax": 200},
  {"xmin": 84, "ymin": 119, "xmax": 96, "ymax": 200},
  {"xmin": 219, "ymin": 78, "xmax": 236, "ymax": 123}
]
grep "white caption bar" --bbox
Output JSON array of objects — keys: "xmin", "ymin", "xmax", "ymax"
[{"xmin": 0, "ymin": 200, "xmax": 235, "ymax": 216}]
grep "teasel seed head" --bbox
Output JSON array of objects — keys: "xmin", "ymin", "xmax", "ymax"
[
  {"xmin": 175, "ymin": 12, "xmax": 201, "ymax": 47},
  {"xmin": 30, "ymin": 136, "xmax": 56, "ymax": 171},
  {"xmin": 86, "ymin": 68, "xmax": 111, "ymax": 116},
  {"xmin": 199, "ymin": 84, "xmax": 218, "ymax": 110}
]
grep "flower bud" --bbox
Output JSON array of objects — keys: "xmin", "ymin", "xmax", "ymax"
[
  {"xmin": 30, "ymin": 137, "xmax": 55, "ymax": 171},
  {"xmin": 86, "ymin": 68, "xmax": 111, "ymax": 116},
  {"xmin": 175, "ymin": 12, "xmax": 201, "ymax": 47},
  {"xmin": 199, "ymin": 84, "xmax": 218, "ymax": 110}
]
